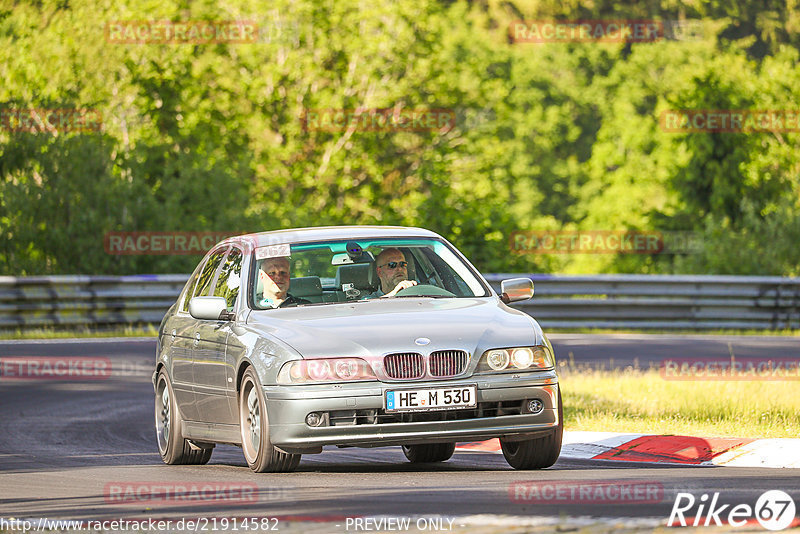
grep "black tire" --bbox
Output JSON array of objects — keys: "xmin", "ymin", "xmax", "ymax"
[
  {"xmin": 239, "ymin": 368, "xmax": 301, "ymax": 473},
  {"xmin": 402, "ymin": 443, "xmax": 456, "ymax": 463},
  {"xmin": 155, "ymin": 369, "xmax": 213, "ymax": 465},
  {"xmin": 500, "ymin": 389, "xmax": 563, "ymax": 470}
]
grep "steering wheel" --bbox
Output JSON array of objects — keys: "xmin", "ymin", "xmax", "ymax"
[{"xmin": 394, "ymin": 284, "xmax": 456, "ymax": 297}]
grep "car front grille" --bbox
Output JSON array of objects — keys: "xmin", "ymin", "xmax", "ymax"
[
  {"xmin": 383, "ymin": 352, "xmax": 425, "ymax": 379},
  {"xmin": 384, "ymin": 350, "xmax": 469, "ymax": 379},
  {"xmin": 429, "ymin": 350, "xmax": 468, "ymax": 377}
]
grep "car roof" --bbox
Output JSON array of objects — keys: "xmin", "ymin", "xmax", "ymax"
[{"xmin": 222, "ymin": 225, "xmax": 443, "ymax": 249}]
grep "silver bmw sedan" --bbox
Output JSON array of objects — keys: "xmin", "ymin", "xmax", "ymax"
[{"xmin": 154, "ymin": 226, "xmax": 562, "ymax": 472}]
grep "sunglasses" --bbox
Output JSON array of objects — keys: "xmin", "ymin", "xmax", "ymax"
[{"xmin": 379, "ymin": 261, "xmax": 408, "ymax": 269}]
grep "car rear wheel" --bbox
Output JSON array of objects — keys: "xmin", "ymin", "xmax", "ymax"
[
  {"xmin": 402, "ymin": 443, "xmax": 456, "ymax": 463},
  {"xmin": 500, "ymin": 389, "xmax": 563, "ymax": 470},
  {"xmin": 155, "ymin": 369, "xmax": 213, "ymax": 465},
  {"xmin": 239, "ymin": 368, "xmax": 300, "ymax": 473}
]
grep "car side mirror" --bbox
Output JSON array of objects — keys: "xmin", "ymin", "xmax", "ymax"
[
  {"xmin": 189, "ymin": 296, "xmax": 234, "ymax": 321},
  {"xmin": 500, "ymin": 278, "xmax": 534, "ymax": 304}
]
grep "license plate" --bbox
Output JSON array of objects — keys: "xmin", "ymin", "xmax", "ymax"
[{"xmin": 385, "ymin": 385, "xmax": 477, "ymax": 412}]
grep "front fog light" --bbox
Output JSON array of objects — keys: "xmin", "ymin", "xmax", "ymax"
[
  {"xmin": 306, "ymin": 412, "xmax": 324, "ymax": 427},
  {"xmin": 512, "ymin": 348, "xmax": 534, "ymax": 369},
  {"xmin": 487, "ymin": 350, "xmax": 510, "ymax": 370},
  {"xmin": 527, "ymin": 399, "xmax": 544, "ymax": 415}
]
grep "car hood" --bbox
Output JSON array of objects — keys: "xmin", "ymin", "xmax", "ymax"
[{"xmin": 246, "ymin": 298, "xmax": 542, "ymax": 358}]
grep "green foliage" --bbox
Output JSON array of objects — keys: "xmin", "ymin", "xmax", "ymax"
[{"xmin": 0, "ymin": 0, "xmax": 798, "ymax": 276}]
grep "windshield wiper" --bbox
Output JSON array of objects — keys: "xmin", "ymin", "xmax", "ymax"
[
  {"xmin": 392, "ymin": 294, "xmax": 452, "ymax": 299},
  {"xmin": 294, "ymin": 299, "xmax": 375, "ymax": 307},
  {"xmin": 289, "ymin": 295, "xmax": 453, "ymax": 307}
]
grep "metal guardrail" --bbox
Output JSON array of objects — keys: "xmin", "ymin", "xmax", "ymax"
[
  {"xmin": 485, "ymin": 274, "xmax": 800, "ymax": 330},
  {"xmin": 1, "ymin": 274, "xmax": 798, "ymax": 331},
  {"xmin": 0, "ymin": 275, "xmax": 187, "ymax": 329}
]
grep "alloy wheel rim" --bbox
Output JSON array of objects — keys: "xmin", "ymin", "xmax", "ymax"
[
  {"xmin": 240, "ymin": 379, "xmax": 262, "ymax": 462},
  {"xmin": 247, "ymin": 386, "xmax": 261, "ymax": 453},
  {"xmin": 155, "ymin": 378, "xmax": 170, "ymax": 453}
]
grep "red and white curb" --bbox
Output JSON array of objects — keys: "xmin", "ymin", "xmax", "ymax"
[{"xmin": 456, "ymin": 432, "xmax": 800, "ymax": 468}]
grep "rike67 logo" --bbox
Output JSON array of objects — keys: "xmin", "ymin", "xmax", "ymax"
[{"xmin": 668, "ymin": 490, "xmax": 797, "ymax": 530}]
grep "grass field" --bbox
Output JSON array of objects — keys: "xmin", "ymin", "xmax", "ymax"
[
  {"xmin": 560, "ymin": 361, "xmax": 800, "ymax": 438},
  {"xmin": 0, "ymin": 325, "xmax": 158, "ymax": 340}
]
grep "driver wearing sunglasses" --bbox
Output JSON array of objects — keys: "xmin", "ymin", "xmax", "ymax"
[{"xmin": 365, "ymin": 248, "xmax": 418, "ymax": 299}]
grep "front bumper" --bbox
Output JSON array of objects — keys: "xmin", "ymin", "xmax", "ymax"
[{"xmin": 263, "ymin": 371, "xmax": 560, "ymax": 449}]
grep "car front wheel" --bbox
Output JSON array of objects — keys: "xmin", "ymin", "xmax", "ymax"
[
  {"xmin": 239, "ymin": 368, "xmax": 300, "ymax": 473},
  {"xmin": 402, "ymin": 443, "xmax": 456, "ymax": 463},
  {"xmin": 500, "ymin": 389, "xmax": 563, "ymax": 470},
  {"xmin": 155, "ymin": 369, "xmax": 212, "ymax": 465}
]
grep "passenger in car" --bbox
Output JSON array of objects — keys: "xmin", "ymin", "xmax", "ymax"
[
  {"xmin": 364, "ymin": 248, "xmax": 418, "ymax": 298},
  {"xmin": 258, "ymin": 256, "xmax": 311, "ymax": 308}
]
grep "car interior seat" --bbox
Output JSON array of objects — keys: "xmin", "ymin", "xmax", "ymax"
[
  {"xmin": 400, "ymin": 248, "xmax": 417, "ymax": 282},
  {"xmin": 288, "ymin": 276, "xmax": 324, "ymax": 303},
  {"xmin": 335, "ymin": 263, "xmax": 377, "ymax": 299}
]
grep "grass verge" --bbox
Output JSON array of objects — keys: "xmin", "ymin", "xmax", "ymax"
[
  {"xmin": 0, "ymin": 324, "xmax": 158, "ymax": 340},
  {"xmin": 561, "ymin": 363, "xmax": 800, "ymax": 438},
  {"xmin": 550, "ymin": 327, "xmax": 800, "ymax": 336}
]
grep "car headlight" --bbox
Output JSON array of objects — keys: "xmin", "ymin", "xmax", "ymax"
[
  {"xmin": 486, "ymin": 349, "xmax": 510, "ymax": 370},
  {"xmin": 477, "ymin": 346, "xmax": 554, "ymax": 373},
  {"xmin": 277, "ymin": 358, "xmax": 377, "ymax": 384}
]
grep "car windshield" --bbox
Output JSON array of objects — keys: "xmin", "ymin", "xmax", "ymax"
[{"xmin": 251, "ymin": 237, "xmax": 490, "ymax": 309}]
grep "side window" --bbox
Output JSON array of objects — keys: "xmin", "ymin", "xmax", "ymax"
[
  {"xmin": 189, "ymin": 248, "xmax": 228, "ymax": 305},
  {"xmin": 213, "ymin": 247, "xmax": 243, "ymax": 310},
  {"xmin": 180, "ymin": 266, "xmax": 204, "ymax": 313}
]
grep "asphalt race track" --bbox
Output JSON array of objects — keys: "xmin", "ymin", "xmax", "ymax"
[{"xmin": 1, "ymin": 335, "xmax": 798, "ymax": 531}]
